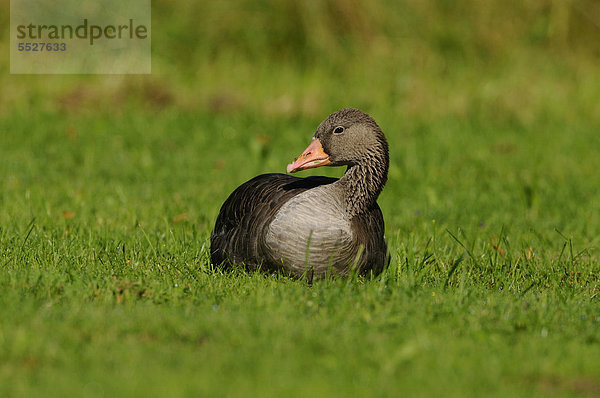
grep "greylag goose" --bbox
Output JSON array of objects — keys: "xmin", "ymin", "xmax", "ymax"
[{"xmin": 210, "ymin": 108, "xmax": 389, "ymax": 277}]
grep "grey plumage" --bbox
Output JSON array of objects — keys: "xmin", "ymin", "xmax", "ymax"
[{"xmin": 210, "ymin": 108, "xmax": 389, "ymax": 277}]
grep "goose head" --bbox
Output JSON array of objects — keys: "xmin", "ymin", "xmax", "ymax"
[{"xmin": 286, "ymin": 108, "xmax": 388, "ymax": 174}]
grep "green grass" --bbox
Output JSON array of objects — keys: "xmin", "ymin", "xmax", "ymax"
[
  {"xmin": 1, "ymin": 108, "xmax": 599, "ymax": 397},
  {"xmin": 2, "ymin": 0, "xmax": 600, "ymax": 396}
]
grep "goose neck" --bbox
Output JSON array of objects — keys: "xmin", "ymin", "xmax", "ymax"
[{"xmin": 337, "ymin": 161, "xmax": 387, "ymax": 217}]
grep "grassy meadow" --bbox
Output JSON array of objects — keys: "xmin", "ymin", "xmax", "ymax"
[{"xmin": 1, "ymin": 0, "xmax": 600, "ymax": 396}]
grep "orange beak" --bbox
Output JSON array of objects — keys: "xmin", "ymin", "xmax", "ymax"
[{"xmin": 286, "ymin": 138, "xmax": 331, "ymax": 173}]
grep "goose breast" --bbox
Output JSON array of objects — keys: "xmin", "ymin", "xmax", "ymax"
[{"xmin": 264, "ymin": 185, "xmax": 354, "ymax": 275}]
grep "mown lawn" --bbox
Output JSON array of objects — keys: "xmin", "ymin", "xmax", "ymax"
[
  {"xmin": 1, "ymin": 0, "xmax": 600, "ymax": 396},
  {"xmin": 1, "ymin": 106, "xmax": 598, "ymax": 397}
]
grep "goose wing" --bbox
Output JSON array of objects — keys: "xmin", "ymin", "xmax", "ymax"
[
  {"xmin": 210, "ymin": 173, "xmax": 336, "ymax": 271},
  {"xmin": 351, "ymin": 203, "xmax": 389, "ymax": 276}
]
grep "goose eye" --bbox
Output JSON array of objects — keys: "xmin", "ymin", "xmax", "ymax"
[{"xmin": 333, "ymin": 126, "xmax": 345, "ymax": 135}]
